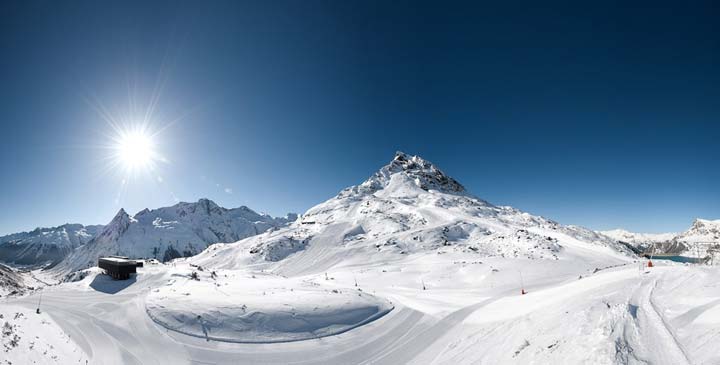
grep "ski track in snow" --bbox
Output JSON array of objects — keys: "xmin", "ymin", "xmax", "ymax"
[
  {"xmin": 6, "ymin": 273, "xmax": 428, "ymax": 364},
  {"xmin": 3, "ymin": 153, "xmax": 718, "ymax": 364},
  {"xmin": 632, "ymin": 277, "xmax": 692, "ymax": 365},
  {"xmin": 4, "ymin": 263, "xmax": 720, "ymax": 364},
  {"xmin": 273, "ymin": 223, "xmax": 352, "ymax": 277},
  {"xmin": 3, "ymin": 268, "xmax": 503, "ymax": 365}
]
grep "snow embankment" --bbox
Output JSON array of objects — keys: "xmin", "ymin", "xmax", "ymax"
[
  {"xmin": 409, "ymin": 263, "xmax": 720, "ymax": 365},
  {"xmin": 145, "ymin": 270, "xmax": 393, "ymax": 343},
  {"xmin": 0, "ymin": 304, "xmax": 89, "ymax": 364},
  {"xmin": 652, "ymin": 265, "xmax": 720, "ymax": 365}
]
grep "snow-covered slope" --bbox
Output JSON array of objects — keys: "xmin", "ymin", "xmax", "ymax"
[
  {"xmin": 674, "ymin": 218, "xmax": 720, "ymax": 244},
  {"xmin": 600, "ymin": 218, "xmax": 720, "ymax": 257},
  {"xmin": 5, "ymin": 152, "xmax": 718, "ymax": 365},
  {"xmin": 599, "ymin": 229, "xmax": 679, "ymax": 253},
  {"xmin": 0, "ymin": 264, "xmax": 25, "ymax": 297},
  {"xmin": 0, "ymin": 224, "xmax": 103, "ymax": 267},
  {"xmin": 53, "ymin": 199, "xmax": 296, "ymax": 275},
  {"xmin": 599, "ymin": 229, "xmax": 676, "ymax": 246},
  {"xmin": 671, "ymin": 218, "xmax": 720, "ymax": 257},
  {"xmin": 145, "ymin": 269, "xmax": 393, "ymax": 343},
  {"xmin": 192, "ymin": 152, "xmax": 632, "ymax": 273},
  {"xmin": 0, "ymin": 305, "xmax": 89, "ymax": 363}
]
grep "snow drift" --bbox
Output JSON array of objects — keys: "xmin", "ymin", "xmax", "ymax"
[{"xmin": 145, "ymin": 270, "xmax": 393, "ymax": 343}]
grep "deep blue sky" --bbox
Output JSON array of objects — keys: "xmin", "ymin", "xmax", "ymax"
[{"xmin": 1, "ymin": 1, "xmax": 718, "ymax": 235}]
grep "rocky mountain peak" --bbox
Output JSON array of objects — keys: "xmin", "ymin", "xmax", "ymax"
[
  {"xmin": 336, "ymin": 152, "xmax": 467, "ymax": 199},
  {"xmin": 686, "ymin": 218, "xmax": 720, "ymax": 237},
  {"xmin": 381, "ymin": 151, "xmax": 465, "ymax": 193},
  {"xmin": 111, "ymin": 208, "xmax": 130, "ymax": 223},
  {"xmin": 134, "ymin": 208, "xmax": 151, "ymax": 218},
  {"xmin": 98, "ymin": 208, "xmax": 131, "ymax": 240},
  {"xmin": 197, "ymin": 198, "xmax": 223, "ymax": 215}
]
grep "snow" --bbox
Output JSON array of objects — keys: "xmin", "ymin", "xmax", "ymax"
[
  {"xmin": 0, "ymin": 152, "xmax": 718, "ymax": 364},
  {"xmin": 99, "ymin": 257, "xmax": 135, "ymax": 263},
  {"xmin": 0, "ymin": 304, "xmax": 89, "ymax": 364},
  {"xmin": 3, "ymin": 254, "xmax": 719, "ymax": 364},
  {"xmin": 674, "ymin": 219, "xmax": 720, "ymax": 247},
  {"xmin": 51, "ymin": 199, "xmax": 296, "ymax": 275},
  {"xmin": 0, "ymin": 223, "xmax": 102, "ymax": 267},
  {"xmin": 145, "ymin": 269, "xmax": 393, "ymax": 343},
  {"xmin": 422, "ymin": 263, "xmax": 719, "ymax": 365},
  {"xmin": 0, "ymin": 264, "xmax": 25, "ymax": 297},
  {"xmin": 190, "ymin": 153, "xmax": 632, "ymax": 277},
  {"xmin": 600, "ymin": 228, "xmax": 677, "ymax": 245},
  {"xmin": 600, "ymin": 218, "xmax": 720, "ymax": 258}
]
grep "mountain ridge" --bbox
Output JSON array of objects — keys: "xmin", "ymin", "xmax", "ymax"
[
  {"xmin": 0, "ymin": 223, "xmax": 104, "ymax": 267},
  {"xmin": 191, "ymin": 152, "xmax": 632, "ymax": 274},
  {"xmin": 50, "ymin": 198, "xmax": 296, "ymax": 274},
  {"xmin": 599, "ymin": 218, "xmax": 720, "ymax": 256}
]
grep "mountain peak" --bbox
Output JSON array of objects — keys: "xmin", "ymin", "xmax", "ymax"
[
  {"xmin": 197, "ymin": 198, "xmax": 218, "ymax": 206},
  {"xmin": 393, "ymin": 150, "xmax": 410, "ymax": 160},
  {"xmin": 687, "ymin": 218, "xmax": 720, "ymax": 235},
  {"xmin": 97, "ymin": 208, "xmax": 131, "ymax": 240},
  {"xmin": 134, "ymin": 208, "xmax": 151, "ymax": 218},
  {"xmin": 114, "ymin": 208, "xmax": 129, "ymax": 219},
  {"xmin": 196, "ymin": 198, "xmax": 222, "ymax": 215},
  {"xmin": 693, "ymin": 218, "xmax": 720, "ymax": 226},
  {"xmin": 51, "ymin": 199, "xmax": 295, "ymax": 273},
  {"xmin": 383, "ymin": 152, "xmax": 465, "ymax": 193},
  {"xmin": 337, "ymin": 152, "xmax": 466, "ymax": 199}
]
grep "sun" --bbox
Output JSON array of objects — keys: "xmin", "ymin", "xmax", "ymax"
[
  {"xmin": 112, "ymin": 127, "xmax": 159, "ymax": 173},
  {"xmin": 118, "ymin": 130, "xmax": 154, "ymax": 167}
]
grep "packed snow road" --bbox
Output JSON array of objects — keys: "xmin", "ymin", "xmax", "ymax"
[
  {"xmin": 7, "ymin": 272, "xmax": 434, "ymax": 364},
  {"xmin": 3, "ymin": 259, "xmax": 720, "ymax": 364}
]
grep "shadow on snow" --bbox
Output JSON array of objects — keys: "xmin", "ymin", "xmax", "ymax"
[{"xmin": 89, "ymin": 273, "xmax": 137, "ymax": 294}]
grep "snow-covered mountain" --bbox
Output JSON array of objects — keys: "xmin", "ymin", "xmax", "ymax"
[
  {"xmin": 674, "ymin": 218, "xmax": 720, "ymax": 244},
  {"xmin": 192, "ymin": 152, "xmax": 632, "ymax": 273},
  {"xmin": 0, "ymin": 224, "xmax": 103, "ymax": 267},
  {"xmin": 53, "ymin": 199, "xmax": 296, "ymax": 274},
  {"xmin": 599, "ymin": 229, "xmax": 678, "ymax": 253},
  {"xmin": 9, "ymin": 152, "xmax": 719, "ymax": 365},
  {"xmin": 0, "ymin": 263, "xmax": 25, "ymax": 297},
  {"xmin": 600, "ymin": 218, "xmax": 720, "ymax": 257},
  {"xmin": 599, "ymin": 229, "xmax": 676, "ymax": 246},
  {"xmin": 670, "ymin": 218, "xmax": 720, "ymax": 257}
]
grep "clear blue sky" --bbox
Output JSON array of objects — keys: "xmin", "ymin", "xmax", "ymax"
[{"xmin": 1, "ymin": 1, "xmax": 718, "ymax": 235}]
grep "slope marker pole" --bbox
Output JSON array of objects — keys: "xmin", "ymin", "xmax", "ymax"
[{"xmin": 36, "ymin": 290, "xmax": 43, "ymax": 314}]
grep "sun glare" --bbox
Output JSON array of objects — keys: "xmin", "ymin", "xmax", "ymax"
[{"xmin": 112, "ymin": 127, "xmax": 158, "ymax": 172}]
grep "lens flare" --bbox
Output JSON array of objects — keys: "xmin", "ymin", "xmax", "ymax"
[{"xmin": 111, "ymin": 126, "xmax": 160, "ymax": 174}]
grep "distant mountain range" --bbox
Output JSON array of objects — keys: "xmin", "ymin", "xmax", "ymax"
[
  {"xmin": 3, "ymin": 152, "xmax": 717, "ymax": 278},
  {"xmin": 0, "ymin": 224, "xmax": 103, "ymax": 267},
  {"xmin": 0, "ymin": 199, "xmax": 296, "ymax": 274},
  {"xmin": 0, "ymin": 263, "xmax": 25, "ymax": 297},
  {"xmin": 600, "ymin": 218, "xmax": 720, "ymax": 256}
]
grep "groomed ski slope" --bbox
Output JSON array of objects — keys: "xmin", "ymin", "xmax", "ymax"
[
  {"xmin": 2, "ymin": 153, "xmax": 718, "ymax": 364},
  {"xmin": 0, "ymin": 304, "xmax": 89, "ymax": 364},
  {"xmin": 144, "ymin": 268, "xmax": 394, "ymax": 343},
  {"xmin": 2, "ymin": 258, "xmax": 719, "ymax": 364}
]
